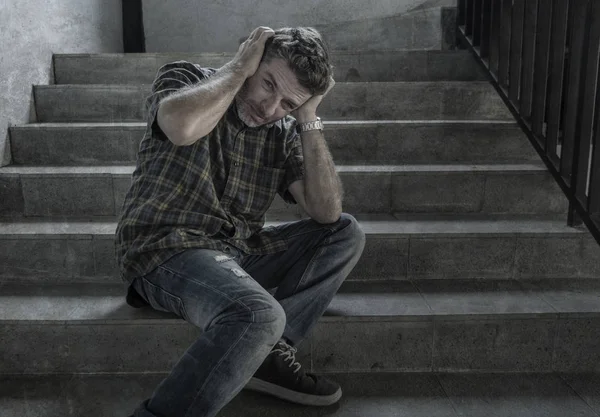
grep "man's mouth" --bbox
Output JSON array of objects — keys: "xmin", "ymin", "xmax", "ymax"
[
  {"xmin": 238, "ymin": 95, "xmax": 266, "ymax": 126},
  {"xmin": 250, "ymin": 106, "xmax": 265, "ymax": 124}
]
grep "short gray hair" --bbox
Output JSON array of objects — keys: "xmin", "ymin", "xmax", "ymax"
[{"xmin": 262, "ymin": 27, "xmax": 332, "ymax": 95}]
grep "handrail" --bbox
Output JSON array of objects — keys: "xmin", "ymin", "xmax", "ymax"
[{"xmin": 457, "ymin": 0, "xmax": 600, "ymax": 247}]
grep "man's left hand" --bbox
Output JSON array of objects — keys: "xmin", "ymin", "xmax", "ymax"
[{"xmin": 292, "ymin": 76, "xmax": 335, "ymax": 123}]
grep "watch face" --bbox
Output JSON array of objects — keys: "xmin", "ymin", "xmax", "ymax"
[{"xmin": 296, "ymin": 118, "xmax": 323, "ymax": 133}]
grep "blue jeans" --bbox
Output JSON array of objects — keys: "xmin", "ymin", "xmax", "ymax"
[{"xmin": 130, "ymin": 213, "xmax": 365, "ymax": 417}]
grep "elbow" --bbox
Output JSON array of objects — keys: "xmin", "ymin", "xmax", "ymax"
[
  {"xmin": 157, "ymin": 104, "xmax": 208, "ymax": 147},
  {"xmin": 312, "ymin": 208, "xmax": 343, "ymax": 224},
  {"xmin": 314, "ymin": 215, "xmax": 341, "ymax": 225},
  {"xmin": 165, "ymin": 130, "xmax": 189, "ymax": 147},
  {"xmin": 164, "ymin": 130, "xmax": 191, "ymax": 147},
  {"xmin": 157, "ymin": 105, "xmax": 188, "ymax": 146},
  {"xmin": 324, "ymin": 211, "xmax": 343, "ymax": 224}
]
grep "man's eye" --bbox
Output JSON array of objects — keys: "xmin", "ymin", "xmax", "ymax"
[{"xmin": 264, "ymin": 79, "xmax": 273, "ymax": 89}]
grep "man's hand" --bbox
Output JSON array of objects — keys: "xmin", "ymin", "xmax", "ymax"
[
  {"xmin": 292, "ymin": 77, "xmax": 336, "ymax": 123},
  {"xmin": 232, "ymin": 26, "xmax": 275, "ymax": 79}
]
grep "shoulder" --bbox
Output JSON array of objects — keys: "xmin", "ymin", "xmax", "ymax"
[{"xmin": 153, "ymin": 61, "xmax": 217, "ymax": 85}]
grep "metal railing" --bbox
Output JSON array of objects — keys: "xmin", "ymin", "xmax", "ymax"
[{"xmin": 457, "ymin": 0, "xmax": 600, "ymax": 247}]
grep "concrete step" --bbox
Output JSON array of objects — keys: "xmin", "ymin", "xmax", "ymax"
[
  {"xmin": 9, "ymin": 121, "xmax": 538, "ymax": 166},
  {"xmin": 3, "ymin": 372, "xmax": 599, "ymax": 417},
  {"xmin": 143, "ymin": 5, "xmax": 454, "ymax": 53},
  {"xmin": 0, "ymin": 215, "xmax": 598, "ymax": 283},
  {"xmin": 2, "ymin": 279, "xmax": 600, "ymax": 374},
  {"xmin": 53, "ymin": 50, "xmax": 486, "ymax": 84},
  {"xmin": 0, "ymin": 164, "xmax": 568, "ymax": 219},
  {"xmin": 33, "ymin": 82, "xmax": 512, "ymax": 123}
]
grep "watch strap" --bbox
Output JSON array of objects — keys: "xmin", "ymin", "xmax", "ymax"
[{"xmin": 296, "ymin": 117, "xmax": 323, "ymax": 134}]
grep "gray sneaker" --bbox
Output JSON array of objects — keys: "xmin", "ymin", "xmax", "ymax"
[{"xmin": 245, "ymin": 340, "xmax": 342, "ymax": 406}]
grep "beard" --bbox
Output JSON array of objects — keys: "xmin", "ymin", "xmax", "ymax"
[
  {"xmin": 235, "ymin": 98, "xmax": 261, "ymax": 127},
  {"xmin": 235, "ymin": 85, "xmax": 263, "ymax": 128}
]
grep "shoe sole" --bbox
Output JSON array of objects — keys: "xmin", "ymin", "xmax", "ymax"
[{"xmin": 245, "ymin": 377, "xmax": 342, "ymax": 406}]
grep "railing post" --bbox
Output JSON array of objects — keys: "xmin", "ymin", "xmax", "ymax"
[
  {"xmin": 519, "ymin": 0, "xmax": 538, "ymax": 121},
  {"xmin": 456, "ymin": 0, "xmax": 600, "ymax": 249},
  {"xmin": 568, "ymin": 203, "xmax": 584, "ymax": 227},
  {"xmin": 466, "ymin": 0, "xmax": 474, "ymax": 36},
  {"xmin": 509, "ymin": 0, "xmax": 525, "ymax": 105},
  {"xmin": 531, "ymin": 0, "xmax": 553, "ymax": 140},
  {"xmin": 561, "ymin": 0, "xmax": 593, "ymax": 193},
  {"xmin": 473, "ymin": 0, "xmax": 483, "ymax": 46},
  {"xmin": 481, "ymin": 0, "xmax": 493, "ymax": 59},
  {"xmin": 589, "ymin": 62, "xmax": 600, "ymax": 218},
  {"xmin": 545, "ymin": 0, "xmax": 569, "ymax": 163},
  {"xmin": 458, "ymin": 0, "xmax": 467, "ymax": 26},
  {"xmin": 573, "ymin": 1, "xmax": 600, "ymax": 207},
  {"xmin": 489, "ymin": 0, "xmax": 502, "ymax": 74},
  {"xmin": 498, "ymin": 0, "xmax": 513, "ymax": 88}
]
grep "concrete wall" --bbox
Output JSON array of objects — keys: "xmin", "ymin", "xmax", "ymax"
[
  {"xmin": 0, "ymin": 0, "xmax": 123, "ymax": 166},
  {"xmin": 143, "ymin": 0, "xmax": 456, "ymax": 52}
]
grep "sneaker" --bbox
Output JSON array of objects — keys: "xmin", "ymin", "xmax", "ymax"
[{"xmin": 245, "ymin": 340, "xmax": 342, "ymax": 406}]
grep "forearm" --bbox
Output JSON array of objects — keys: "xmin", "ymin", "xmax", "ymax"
[
  {"xmin": 157, "ymin": 61, "xmax": 246, "ymax": 146},
  {"xmin": 299, "ymin": 128, "xmax": 343, "ymax": 223}
]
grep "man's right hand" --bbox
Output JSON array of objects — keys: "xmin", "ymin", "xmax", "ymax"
[{"xmin": 232, "ymin": 26, "xmax": 275, "ymax": 79}]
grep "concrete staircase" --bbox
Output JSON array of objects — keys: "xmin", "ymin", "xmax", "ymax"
[{"xmin": 2, "ymin": 49, "xmax": 600, "ymax": 416}]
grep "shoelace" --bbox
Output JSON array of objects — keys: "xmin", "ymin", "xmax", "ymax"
[{"xmin": 272, "ymin": 341, "xmax": 302, "ymax": 374}]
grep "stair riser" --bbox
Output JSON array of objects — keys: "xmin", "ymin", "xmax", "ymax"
[
  {"xmin": 10, "ymin": 124, "xmax": 537, "ymax": 166},
  {"xmin": 53, "ymin": 51, "xmax": 486, "ymax": 84},
  {"xmin": 1, "ymin": 234, "xmax": 598, "ymax": 283},
  {"xmin": 33, "ymin": 83, "xmax": 512, "ymax": 123},
  {"xmin": 2, "ymin": 316, "xmax": 599, "ymax": 374},
  {"xmin": 3, "ymin": 373, "xmax": 600, "ymax": 417},
  {"xmin": 0, "ymin": 171, "xmax": 567, "ymax": 218}
]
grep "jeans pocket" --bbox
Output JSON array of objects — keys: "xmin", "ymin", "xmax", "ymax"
[{"xmin": 140, "ymin": 277, "xmax": 187, "ymax": 320}]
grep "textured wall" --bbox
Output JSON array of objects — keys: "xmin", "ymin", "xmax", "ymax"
[
  {"xmin": 143, "ymin": 0, "xmax": 456, "ymax": 52},
  {"xmin": 0, "ymin": 0, "xmax": 123, "ymax": 166}
]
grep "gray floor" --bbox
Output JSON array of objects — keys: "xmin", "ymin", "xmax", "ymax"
[{"xmin": 2, "ymin": 372, "xmax": 599, "ymax": 417}]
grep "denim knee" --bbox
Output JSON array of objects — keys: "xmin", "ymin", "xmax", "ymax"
[
  {"xmin": 215, "ymin": 291, "xmax": 286, "ymax": 345},
  {"xmin": 338, "ymin": 213, "xmax": 366, "ymax": 253}
]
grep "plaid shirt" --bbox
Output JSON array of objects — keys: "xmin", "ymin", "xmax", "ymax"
[{"xmin": 115, "ymin": 61, "xmax": 305, "ymax": 281}]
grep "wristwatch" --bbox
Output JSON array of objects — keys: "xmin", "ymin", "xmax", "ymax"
[{"xmin": 296, "ymin": 117, "xmax": 324, "ymax": 134}]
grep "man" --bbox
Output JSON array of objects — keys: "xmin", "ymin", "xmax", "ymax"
[{"xmin": 115, "ymin": 26, "xmax": 366, "ymax": 417}]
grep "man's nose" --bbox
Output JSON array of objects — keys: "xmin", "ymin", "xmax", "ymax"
[{"xmin": 260, "ymin": 97, "xmax": 279, "ymax": 118}]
